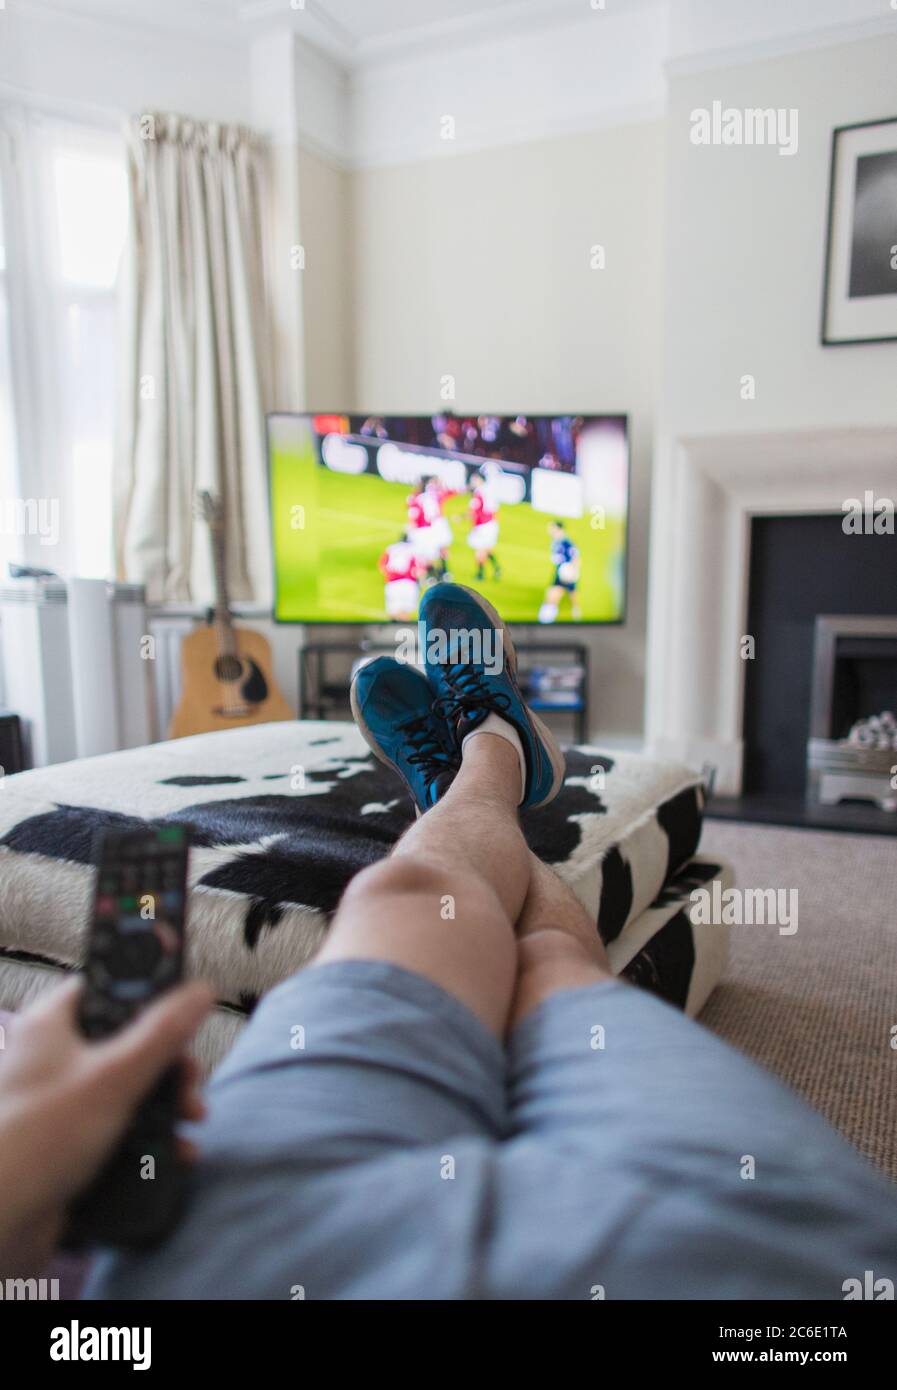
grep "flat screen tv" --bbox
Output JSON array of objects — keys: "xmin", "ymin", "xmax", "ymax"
[{"xmin": 268, "ymin": 412, "xmax": 628, "ymax": 625}]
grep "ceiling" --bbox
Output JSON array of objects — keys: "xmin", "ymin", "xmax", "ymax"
[
  {"xmin": 278, "ymin": 0, "xmax": 600, "ymax": 58},
  {"xmin": 22, "ymin": 0, "xmax": 649, "ymax": 62},
  {"xmin": 308, "ymin": 0, "xmax": 547, "ymax": 42}
]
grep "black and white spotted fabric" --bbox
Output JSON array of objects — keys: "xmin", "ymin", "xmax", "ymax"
[{"xmin": 0, "ymin": 721, "xmax": 730, "ymax": 1071}]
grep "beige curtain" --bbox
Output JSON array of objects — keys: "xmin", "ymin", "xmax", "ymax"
[{"xmin": 115, "ymin": 113, "xmax": 273, "ymax": 605}]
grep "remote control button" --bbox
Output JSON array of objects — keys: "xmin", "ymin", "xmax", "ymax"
[
  {"xmin": 111, "ymin": 978, "xmax": 153, "ymax": 1002},
  {"xmin": 123, "ymin": 936, "xmax": 162, "ymax": 970}
]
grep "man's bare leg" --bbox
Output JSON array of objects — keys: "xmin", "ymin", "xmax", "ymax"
[
  {"xmin": 315, "ymin": 733, "xmax": 529, "ymax": 1038},
  {"xmin": 510, "ymin": 853, "xmax": 613, "ymax": 1031}
]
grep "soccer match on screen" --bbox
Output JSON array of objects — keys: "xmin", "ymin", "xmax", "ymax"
[{"xmin": 268, "ymin": 412, "xmax": 629, "ymax": 625}]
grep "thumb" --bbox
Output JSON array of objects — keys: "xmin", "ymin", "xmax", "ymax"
[{"xmin": 95, "ymin": 981, "xmax": 215, "ymax": 1102}]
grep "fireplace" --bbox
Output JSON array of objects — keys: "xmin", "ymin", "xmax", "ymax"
[
  {"xmin": 645, "ymin": 425, "xmax": 897, "ymax": 820},
  {"xmin": 739, "ymin": 514, "xmax": 897, "ymax": 801},
  {"xmin": 807, "ymin": 616, "xmax": 897, "ymax": 812}
]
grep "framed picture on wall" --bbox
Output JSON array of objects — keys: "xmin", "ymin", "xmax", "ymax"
[{"xmin": 821, "ymin": 116, "xmax": 897, "ymax": 345}]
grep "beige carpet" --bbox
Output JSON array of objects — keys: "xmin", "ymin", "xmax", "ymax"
[{"xmin": 698, "ymin": 820, "xmax": 897, "ymax": 1181}]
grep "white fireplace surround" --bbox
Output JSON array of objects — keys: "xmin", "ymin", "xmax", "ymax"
[{"xmin": 644, "ymin": 426, "xmax": 897, "ymax": 795}]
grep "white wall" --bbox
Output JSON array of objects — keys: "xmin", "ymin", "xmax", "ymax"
[
  {"xmin": 662, "ymin": 30, "xmax": 897, "ymax": 437},
  {"xmin": 353, "ymin": 120, "xmax": 664, "ymax": 739},
  {"xmin": 298, "ymin": 147, "xmax": 355, "ymax": 409},
  {"xmin": 646, "ymin": 28, "xmax": 897, "ymax": 766}
]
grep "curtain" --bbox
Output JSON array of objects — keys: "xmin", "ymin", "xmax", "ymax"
[{"xmin": 115, "ymin": 113, "xmax": 273, "ymax": 605}]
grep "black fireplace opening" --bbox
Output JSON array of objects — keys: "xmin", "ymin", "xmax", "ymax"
[
  {"xmin": 741, "ymin": 514, "xmax": 897, "ymax": 800},
  {"xmin": 828, "ymin": 636, "xmax": 897, "ymax": 740}
]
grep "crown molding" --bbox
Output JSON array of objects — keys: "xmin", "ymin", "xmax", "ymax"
[
  {"xmin": 666, "ymin": 12, "xmax": 897, "ymax": 79},
  {"xmin": 295, "ymin": 130, "xmax": 353, "ymax": 171},
  {"xmin": 241, "ymin": 0, "xmax": 652, "ymax": 69},
  {"xmin": 353, "ymin": 0, "xmax": 627, "ymax": 68},
  {"xmin": 350, "ymin": 97, "xmax": 664, "ymax": 172},
  {"xmin": 0, "ymin": 78, "xmax": 122, "ymax": 127}
]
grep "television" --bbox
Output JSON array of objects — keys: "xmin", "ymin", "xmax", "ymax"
[{"xmin": 268, "ymin": 412, "xmax": 628, "ymax": 625}]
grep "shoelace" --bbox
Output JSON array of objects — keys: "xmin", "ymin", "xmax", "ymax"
[
  {"xmin": 399, "ymin": 712, "xmax": 456, "ymax": 782},
  {"xmin": 432, "ymin": 664, "xmax": 511, "ymax": 727}
]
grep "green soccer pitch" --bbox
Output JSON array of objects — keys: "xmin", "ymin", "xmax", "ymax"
[{"xmin": 270, "ymin": 443, "xmax": 625, "ymax": 624}]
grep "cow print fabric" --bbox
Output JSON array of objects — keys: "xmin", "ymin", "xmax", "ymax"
[{"xmin": 0, "ymin": 722, "xmax": 724, "ymax": 1028}]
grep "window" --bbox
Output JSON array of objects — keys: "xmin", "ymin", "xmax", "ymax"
[
  {"xmin": 46, "ymin": 124, "xmax": 128, "ymax": 579},
  {"xmin": 0, "ymin": 109, "xmax": 127, "ymax": 580},
  {"xmin": 0, "ymin": 163, "xmax": 22, "ymax": 577}
]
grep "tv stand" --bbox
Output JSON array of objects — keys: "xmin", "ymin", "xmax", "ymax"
[{"xmin": 298, "ymin": 636, "xmax": 590, "ymax": 743}]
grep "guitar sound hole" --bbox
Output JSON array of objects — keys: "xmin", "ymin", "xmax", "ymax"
[{"xmin": 215, "ymin": 655, "xmax": 242, "ymax": 682}]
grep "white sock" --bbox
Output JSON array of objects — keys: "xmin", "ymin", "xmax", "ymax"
[{"xmin": 461, "ymin": 712, "xmax": 526, "ymax": 804}]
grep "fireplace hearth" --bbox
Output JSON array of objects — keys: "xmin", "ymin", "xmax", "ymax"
[{"xmin": 807, "ymin": 617, "xmax": 897, "ymax": 812}]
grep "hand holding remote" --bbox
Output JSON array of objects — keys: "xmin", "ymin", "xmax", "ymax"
[{"xmin": 0, "ymin": 976, "xmax": 213, "ymax": 1277}]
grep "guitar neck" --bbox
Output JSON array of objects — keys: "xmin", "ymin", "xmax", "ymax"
[
  {"xmin": 210, "ymin": 527, "xmax": 235, "ymax": 647},
  {"xmin": 213, "ymin": 612, "xmax": 238, "ymax": 658}
]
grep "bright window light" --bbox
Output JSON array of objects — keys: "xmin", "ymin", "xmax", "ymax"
[
  {"xmin": 53, "ymin": 149, "xmax": 128, "ymax": 289},
  {"xmin": 2, "ymin": 117, "xmax": 125, "ymax": 580},
  {"xmin": 71, "ymin": 440, "xmax": 113, "ymax": 579},
  {"xmin": 0, "ymin": 183, "xmax": 20, "ymax": 575}
]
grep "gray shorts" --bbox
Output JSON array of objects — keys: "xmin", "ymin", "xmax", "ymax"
[{"xmin": 87, "ymin": 961, "xmax": 897, "ymax": 1300}]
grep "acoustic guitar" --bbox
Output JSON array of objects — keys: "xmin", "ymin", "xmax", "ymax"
[{"xmin": 167, "ymin": 491, "xmax": 293, "ymax": 739}]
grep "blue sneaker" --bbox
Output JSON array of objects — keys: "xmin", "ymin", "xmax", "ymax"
[
  {"xmin": 417, "ymin": 583, "xmax": 565, "ymax": 809},
  {"xmin": 350, "ymin": 656, "xmax": 459, "ymax": 813}
]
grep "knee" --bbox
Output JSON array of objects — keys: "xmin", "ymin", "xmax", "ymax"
[
  {"xmin": 516, "ymin": 928, "xmax": 607, "ymax": 976},
  {"xmin": 342, "ymin": 855, "xmax": 451, "ymax": 908},
  {"xmin": 340, "ymin": 855, "xmax": 505, "ymax": 937}
]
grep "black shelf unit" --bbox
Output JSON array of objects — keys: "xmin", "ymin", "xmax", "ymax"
[{"xmin": 298, "ymin": 638, "xmax": 590, "ymax": 743}]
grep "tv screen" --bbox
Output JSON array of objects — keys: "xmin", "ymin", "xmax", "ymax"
[{"xmin": 268, "ymin": 412, "xmax": 628, "ymax": 624}]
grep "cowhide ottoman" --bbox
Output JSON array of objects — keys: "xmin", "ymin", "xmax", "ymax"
[{"xmin": 0, "ymin": 721, "xmax": 732, "ymax": 1074}]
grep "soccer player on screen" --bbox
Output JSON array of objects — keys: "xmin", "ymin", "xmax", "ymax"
[
  {"xmin": 467, "ymin": 472, "xmax": 501, "ymax": 582},
  {"xmin": 379, "ymin": 533, "xmax": 422, "ymax": 620},
  {"xmin": 405, "ymin": 489, "xmax": 442, "ymax": 586},
  {"xmin": 539, "ymin": 520, "xmax": 581, "ymax": 623},
  {"xmin": 415, "ymin": 476, "xmax": 456, "ymax": 581}
]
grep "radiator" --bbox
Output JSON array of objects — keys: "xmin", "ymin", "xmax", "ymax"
[
  {"xmin": 0, "ymin": 578, "xmax": 158, "ymax": 767},
  {"xmin": 148, "ymin": 615, "xmax": 194, "ymax": 738}
]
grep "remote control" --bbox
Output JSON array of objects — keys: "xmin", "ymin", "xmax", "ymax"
[{"xmin": 62, "ymin": 823, "xmax": 192, "ymax": 1251}]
